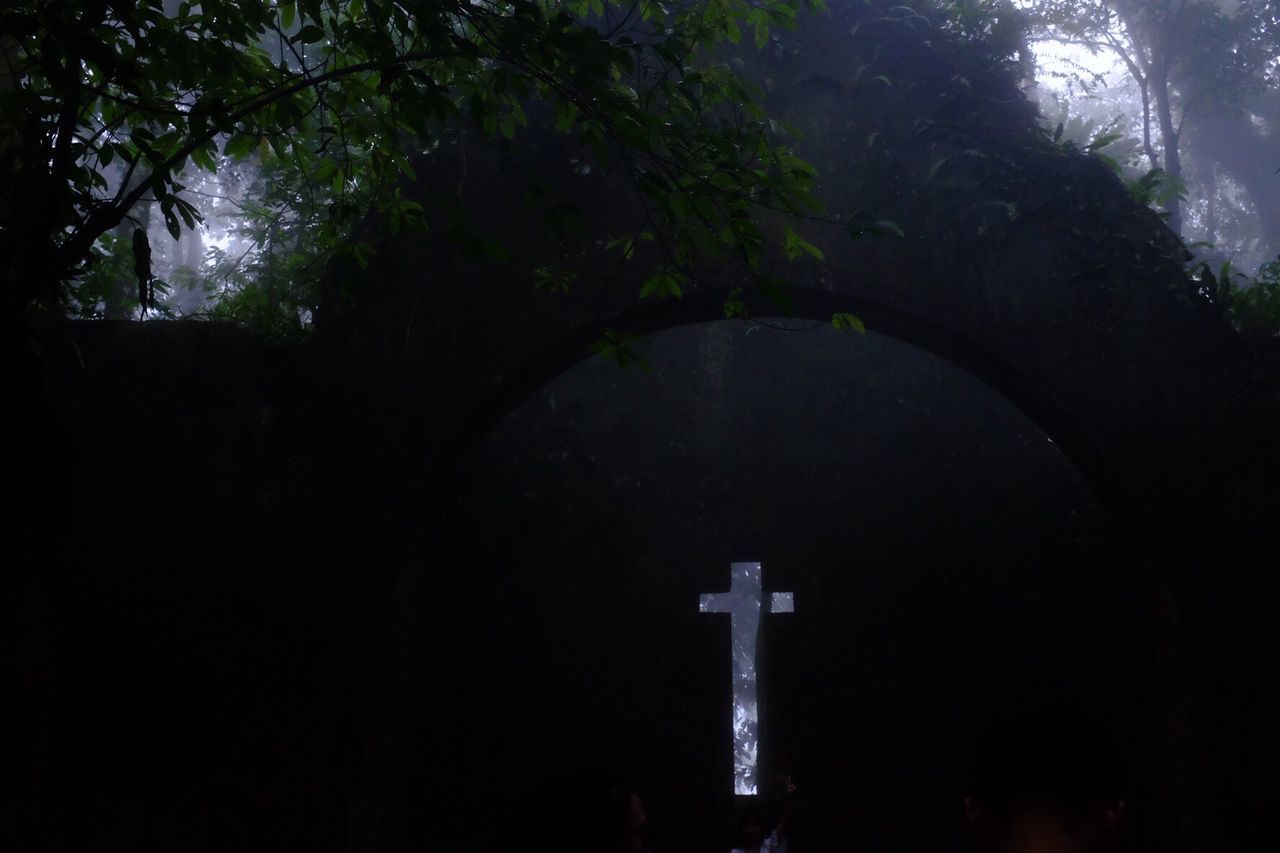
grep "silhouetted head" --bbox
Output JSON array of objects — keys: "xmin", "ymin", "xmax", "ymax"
[
  {"xmin": 733, "ymin": 801, "xmax": 770, "ymax": 850},
  {"xmin": 964, "ymin": 714, "xmax": 1125, "ymax": 853}
]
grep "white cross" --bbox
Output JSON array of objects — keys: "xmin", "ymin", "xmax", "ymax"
[{"xmin": 699, "ymin": 561, "xmax": 794, "ymax": 796}]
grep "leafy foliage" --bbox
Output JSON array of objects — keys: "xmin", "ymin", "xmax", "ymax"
[
  {"xmin": 1215, "ymin": 257, "xmax": 1280, "ymax": 339},
  {"xmin": 831, "ymin": 311, "xmax": 864, "ymax": 332},
  {"xmin": 0, "ymin": 0, "xmax": 833, "ymax": 333},
  {"xmin": 589, "ymin": 327, "xmax": 650, "ymax": 369}
]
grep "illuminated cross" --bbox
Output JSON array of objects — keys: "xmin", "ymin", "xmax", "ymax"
[{"xmin": 699, "ymin": 561, "xmax": 794, "ymax": 796}]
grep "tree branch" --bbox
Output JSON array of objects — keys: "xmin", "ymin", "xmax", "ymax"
[{"xmin": 58, "ymin": 46, "xmax": 457, "ymax": 271}]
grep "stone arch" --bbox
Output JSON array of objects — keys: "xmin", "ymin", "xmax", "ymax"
[
  {"xmin": 363, "ymin": 227, "xmax": 1224, "ymax": 845},
  {"xmin": 415, "ymin": 312, "xmax": 1121, "ymax": 850},
  {"xmin": 345, "ymin": 7, "xmax": 1246, "ymax": 847},
  {"xmin": 447, "ymin": 284, "xmax": 1113, "ymax": 507},
  {"xmin": 356, "ymin": 9, "xmax": 1235, "ymax": 541}
]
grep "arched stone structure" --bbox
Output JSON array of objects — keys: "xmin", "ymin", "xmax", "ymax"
[
  {"xmin": 330, "ymin": 4, "xmax": 1235, "ymax": 545},
  {"xmin": 367, "ymin": 155, "xmax": 1230, "ymax": 545},
  {"xmin": 335, "ymin": 7, "xmax": 1249, "ymax": 850},
  {"xmin": 416, "ymin": 319, "xmax": 1119, "ymax": 850}
]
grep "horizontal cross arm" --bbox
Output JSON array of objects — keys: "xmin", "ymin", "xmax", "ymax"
[{"xmin": 699, "ymin": 592, "xmax": 735, "ymax": 613}]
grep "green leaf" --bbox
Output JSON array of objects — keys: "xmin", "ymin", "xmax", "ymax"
[
  {"xmin": 174, "ymin": 200, "xmax": 198, "ymax": 230},
  {"xmin": 724, "ymin": 18, "xmax": 741, "ymax": 45},
  {"xmin": 724, "ymin": 287, "xmax": 746, "ymax": 318},
  {"xmin": 748, "ymin": 9, "xmax": 771, "ymax": 49},
  {"xmin": 190, "ymin": 144, "xmax": 218, "ymax": 173},
  {"xmin": 640, "ymin": 269, "xmax": 684, "ymax": 299},
  {"xmin": 832, "ymin": 312, "xmax": 865, "ymax": 333},
  {"xmin": 162, "ymin": 207, "xmax": 181, "ymax": 241},
  {"xmin": 606, "ymin": 234, "xmax": 638, "ymax": 260},
  {"xmin": 784, "ymin": 224, "xmax": 824, "ymax": 260},
  {"xmin": 591, "ymin": 329, "xmax": 650, "ymax": 370},
  {"xmin": 1086, "ymin": 132, "xmax": 1122, "ymax": 152},
  {"xmin": 223, "ymin": 133, "xmax": 259, "ymax": 159},
  {"xmin": 534, "ymin": 265, "xmax": 576, "ymax": 295},
  {"xmin": 553, "ymin": 99, "xmax": 578, "ymax": 132}
]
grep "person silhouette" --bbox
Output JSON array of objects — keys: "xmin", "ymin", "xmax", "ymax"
[
  {"xmin": 730, "ymin": 803, "xmax": 787, "ymax": 853},
  {"xmin": 963, "ymin": 714, "xmax": 1125, "ymax": 853}
]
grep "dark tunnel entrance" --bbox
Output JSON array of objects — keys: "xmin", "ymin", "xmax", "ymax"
[{"xmin": 413, "ymin": 318, "xmax": 1173, "ymax": 851}]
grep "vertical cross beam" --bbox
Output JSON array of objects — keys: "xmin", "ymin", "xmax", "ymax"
[{"xmin": 700, "ymin": 561, "xmax": 794, "ymax": 795}]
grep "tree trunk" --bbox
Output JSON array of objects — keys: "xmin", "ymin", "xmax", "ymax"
[
  {"xmin": 1203, "ymin": 165, "xmax": 1217, "ymax": 248},
  {"xmin": 1113, "ymin": 0, "xmax": 1184, "ymax": 236},
  {"xmin": 1150, "ymin": 55, "xmax": 1183, "ymax": 236}
]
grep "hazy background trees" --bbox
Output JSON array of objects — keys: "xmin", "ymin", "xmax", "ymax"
[{"xmin": 1024, "ymin": 0, "xmax": 1280, "ymax": 274}]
